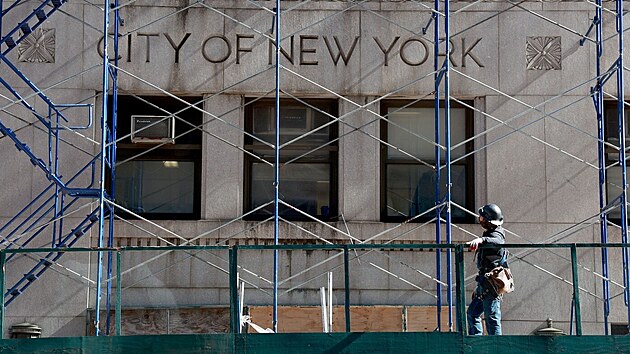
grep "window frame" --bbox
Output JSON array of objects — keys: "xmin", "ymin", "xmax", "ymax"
[
  {"xmin": 379, "ymin": 99, "xmax": 475, "ymax": 223},
  {"xmin": 109, "ymin": 95, "xmax": 203, "ymax": 220},
  {"xmin": 603, "ymin": 101, "xmax": 630, "ymax": 224},
  {"xmin": 243, "ymin": 98, "xmax": 339, "ymax": 221}
]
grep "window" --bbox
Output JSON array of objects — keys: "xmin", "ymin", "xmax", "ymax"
[
  {"xmin": 605, "ymin": 103, "xmax": 630, "ymax": 222},
  {"xmin": 110, "ymin": 95, "xmax": 202, "ymax": 220},
  {"xmin": 611, "ymin": 323, "xmax": 629, "ymax": 335},
  {"xmin": 244, "ymin": 98, "xmax": 338, "ymax": 221},
  {"xmin": 381, "ymin": 100, "xmax": 474, "ymax": 222}
]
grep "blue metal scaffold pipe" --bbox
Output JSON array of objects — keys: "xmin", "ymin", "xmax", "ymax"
[
  {"xmin": 593, "ymin": 0, "xmax": 610, "ymax": 334},
  {"xmin": 443, "ymin": 0, "xmax": 454, "ymax": 332},
  {"xmin": 105, "ymin": 0, "xmax": 120, "ymax": 335},
  {"xmin": 433, "ymin": 0, "xmax": 442, "ymax": 331},
  {"xmin": 616, "ymin": 0, "xmax": 630, "ymax": 330},
  {"xmin": 273, "ymin": 0, "xmax": 281, "ymax": 334},
  {"xmin": 51, "ymin": 104, "xmax": 62, "ymax": 248},
  {"xmin": 94, "ymin": 0, "xmax": 111, "ymax": 336}
]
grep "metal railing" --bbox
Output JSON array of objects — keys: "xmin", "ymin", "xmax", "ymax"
[{"xmin": 1, "ymin": 242, "xmax": 628, "ymax": 337}]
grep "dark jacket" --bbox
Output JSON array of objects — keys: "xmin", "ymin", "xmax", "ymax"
[{"xmin": 475, "ymin": 226, "xmax": 507, "ymax": 273}]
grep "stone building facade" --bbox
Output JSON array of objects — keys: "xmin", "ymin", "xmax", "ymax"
[{"xmin": 0, "ymin": 0, "xmax": 627, "ymax": 336}]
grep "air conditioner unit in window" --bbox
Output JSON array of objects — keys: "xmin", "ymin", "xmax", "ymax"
[{"xmin": 131, "ymin": 115, "xmax": 175, "ymax": 144}]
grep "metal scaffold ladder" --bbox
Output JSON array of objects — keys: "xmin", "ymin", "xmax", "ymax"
[{"xmin": 0, "ymin": 0, "xmax": 118, "ymax": 336}]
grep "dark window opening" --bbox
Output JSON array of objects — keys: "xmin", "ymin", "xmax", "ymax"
[
  {"xmin": 244, "ymin": 98, "xmax": 338, "ymax": 221},
  {"xmin": 611, "ymin": 323, "xmax": 629, "ymax": 335},
  {"xmin": 108, "ymin": 95, "xmax": 203, "ymax": 220},
  {"xmin": 380, "ymin": 100, "xmax": 475, "ymax": 223},
  {"xmin": 604, "ymin": 102, "xmax": 630, "ymax": 224}
]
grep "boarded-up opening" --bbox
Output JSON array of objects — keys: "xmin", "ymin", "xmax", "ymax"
[
  {"xmin": 90, "ymin": 305, "xmax": 451, "ymax": 335},
  {"xmin": 248, "ymin": 305, "xmax": 450, "ymax": 333},
  {"xmin": 89, "ymin": 307, "xmax": 230, "ymax": 335}
]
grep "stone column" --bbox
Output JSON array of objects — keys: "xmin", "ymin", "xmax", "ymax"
[
  {"xmin": 201, "ymin": 94, "xmax": 244, "ymax": 220},
  {"xmin": 339, "ymin": 96, "xmax": 380, "ymax": 221}
]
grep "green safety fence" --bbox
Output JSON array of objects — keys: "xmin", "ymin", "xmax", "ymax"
[{"xmin": 0, "ymin": 242, "xmax": 629, "ymax": 348}]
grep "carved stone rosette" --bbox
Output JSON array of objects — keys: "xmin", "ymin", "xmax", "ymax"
[
  {"xmin": 526, "ymin": 36, "xmax": 561, "ymax": 70},
  {"xmin": 17, "ymin": 28, "xmax": 56, "ymax": 63}
]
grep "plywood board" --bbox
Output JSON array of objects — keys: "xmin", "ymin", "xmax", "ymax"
[
  {"xmin": 90, "ymin": 305, "xmax": 448, "ymax": 335},
  {"xmin": 406, "ymin": 306, "xmax": 451, "ymax": 332},
  {"xmin": 168, "ymin": 308, "xmax": 230, "ymax": 334},
  {"xmin": 248, "ymin": 305, "xmax": 447, "ymax": 333},
  {"xmin": 345, "ymin": 306, "xmax": 402, "ymax": 332},
  {"xmin": 248, "ymin": 306, "xmax": 327, "ymax": 333},
  {"xmin": 90, "ymin": 307, "xmax": 230, "ymax": 335}
]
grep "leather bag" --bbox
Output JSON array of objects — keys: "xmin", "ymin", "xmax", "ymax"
[{"xmin": 485, "ymin": 266, "xmax": 514, "ymax": 295}]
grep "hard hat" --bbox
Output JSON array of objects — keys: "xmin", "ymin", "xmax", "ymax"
[{"xmin": 478, "ymin": 204, "xmax": 504, "ymax": 226}]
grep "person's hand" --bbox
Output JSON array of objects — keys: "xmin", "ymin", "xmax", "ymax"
[{"xmin": 466, "ymin": 237, "xmax": 483, "ymax": 251}]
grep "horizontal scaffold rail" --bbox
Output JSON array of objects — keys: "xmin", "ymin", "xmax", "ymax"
[{"xmin": 0, "ymin": 242, "xmax": 626, "ymax": 338}]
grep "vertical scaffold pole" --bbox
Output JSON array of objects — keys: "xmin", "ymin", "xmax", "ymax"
[
  {"xmin": 616, "ymin": 0, "xmax": 630, "ymax": 328},
  {"xmin": 105, "ymin": 0, "xmax": 120, "ymax": 335},
  {"xmin": 343, "ymin": 246, "xmax": 351, "ymax": 332},
  {"xmin": 273, "ymin": 0, "xmax": 281, "ymax": 334},
  {"xmin": 115, "ymin": 250, "xmax": 122, "ymax": 336},
  {"xmin": 0, "ymin": 251, "xmax": 5, "ymax": 339},
  {"xmin": 433, "ymin": 0, "xmax": 442, "ymax": 331},
  {"xmin": 229, "ymin": 247, "xmax": 240, "ymax": 333},
  {"xmin": 571, "ymin": 245, "xmax": 583, "ymax": 335},
  {"xmin": 51, "ymin": 105, "xmax": 61, "ymax": 248},
  {"xmin": 454, "ymin": 245, "xmax": 466, "ymax": 333},
  {"xmin": 443, "ymin": 0, "xmax": 453, "ymax": 331},
  {"xmin": 95, "ymin": 0, "xmax": 111, "ymax": 336},
  {"xmin": 594, "ymin": 0, "xmax": 610, "ymax": 334}
]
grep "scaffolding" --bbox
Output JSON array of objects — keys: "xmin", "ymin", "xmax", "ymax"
[{"xmin": 0, "ymin": 0, "xmax": 630, "ymax": 337}]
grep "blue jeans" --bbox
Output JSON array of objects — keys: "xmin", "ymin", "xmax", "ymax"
[{"xmin": 467, "ymin": 282, "xmax": 502, "ymax": 335}]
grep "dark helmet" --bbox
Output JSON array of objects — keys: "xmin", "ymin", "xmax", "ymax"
[{"xmin": 478, "ymin": 204, "xmax": 504, "ymax": 226}]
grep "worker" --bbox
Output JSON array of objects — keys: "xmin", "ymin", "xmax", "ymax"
[{"xmin": 465, "ymin": 203, "xmax": 507, "ymax": 335}]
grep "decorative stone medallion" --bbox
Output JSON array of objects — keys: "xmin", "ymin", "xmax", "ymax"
[
  {"xmin": 526, "ymin": 36, "xmax": 561, "ymax": 70},
  {"xmin": 17, "ymin": 28, "xmax": 55, "ymax": 63}
]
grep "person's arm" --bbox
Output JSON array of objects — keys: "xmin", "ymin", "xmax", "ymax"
[
  {"xmin": 466, "ymin": 229, "xmax": 504, "ymax": 250},
  {"xmin": 482, "ymin": 229, "xmax": 504, "ymax": 245},
  {"xmin": 466, "ymin": 237, "xmax": 483, "ymax": 250}
]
